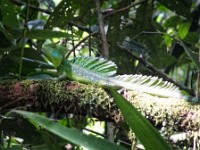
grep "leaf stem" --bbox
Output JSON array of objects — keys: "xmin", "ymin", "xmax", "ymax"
[{"xmin": 18, "ymin": 0, "xmax": 29, "ymax": 78}]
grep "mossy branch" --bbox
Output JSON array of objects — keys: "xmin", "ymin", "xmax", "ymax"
[{"xmin": 1, "ymin": 80, "xmax": 200, "ymax": 148}]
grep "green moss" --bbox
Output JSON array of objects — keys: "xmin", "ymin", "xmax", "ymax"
[
  {"xmin": 19, "ymin": 80, "xmax": 111, "ymax": 115},
  {"xmin": 2, "ymin": 79, "xmax": 111, "ymax": 118},
  {"xmin": 128, "ymin": 91, "xmax": 200, "ymax": 149}
]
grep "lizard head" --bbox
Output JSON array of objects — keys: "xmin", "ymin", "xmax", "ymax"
[{"xmin": 41, "ymin": 43, "xmax": 67, "ymax": 68}]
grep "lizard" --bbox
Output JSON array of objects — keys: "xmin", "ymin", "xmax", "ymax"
[{"xmin": 41, "ymin": 43, "xmax": 196, "ymax": 101}]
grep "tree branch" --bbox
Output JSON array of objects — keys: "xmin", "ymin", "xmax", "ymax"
[
  {"xmin": 117, "ymin": 43, "xmax": 194, "ymax": 96},
  {"xmin": 65, "ymin": 31, "xmax": 98, "ymax": 59},
  {"xmin": 0, "ymin": 80, "xmax": 117, "ymax": 121},
  {"xmin": 104, "ymin": 0, "xmax": 147, "ymax": 18},
  {"xmin": 0, "ymin": 79, "xmax": 200, "ymax": 148},
  {"xmin": 94, "ymin": 0, "xmax": 109, "ymax": 58}
]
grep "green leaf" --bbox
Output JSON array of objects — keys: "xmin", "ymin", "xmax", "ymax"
[
  {"xmin": 0, "ymin": 41, "xmax": 20, "ymax": 54},
  {"xmin": 107, "ymin": 1, "xmax": 136, "ymax": 74},
  {"xmin": 5, "ymin": 29, "xmax": 72, "ymax": 40},
  {"xmin": 179, "ymin": 41, "xmax": 200, "ymax": 71},
  {"xmin": 178, "ymin": 22, "xmax": 191, "ymax": 39},
  {"xmin": 0, "ymin": 22, "xmax": 15, "ymax": 40},
  {"xmin": 3, "ymin": 145, "xmax": 24, "ymax": 150},
  {"xmin": 121, "ymin": 40, "xmax": 148, "ymax": 57},
  {"xmin": 157, "ymin": 0, "xmax": 192, "ymax": 18},
  {"xmin": 44, "ymin": 0, "xmax": 79, "ymax": 29},
  {"xmin": 0, "ymin": 116, "xmax": 41, "ymax": 145},
  {"xmin": 183, "ymin": 32, "xmax": 200, "ymax": 44},
  {"xmin": 0, "ymin": 0, "xmax": 19, "ymax": 28},
  {"xmin": 144, "ymin": 35, "xmax": 176, "ymax": 69},
  {"xmin": 164, "ymin": 16, "xmax": 180, "ymax": 28},
  {"xmin": 12, "ymin": 110, "xmax": 126, "ymax": 150},
  {"xmin": 40, "ymin": 130, "xmax": 63, "ymax": 150},
  {"xmin": 110, "ymin": 88, "xmax": 172, "ymax": 150},
  {"xmin": 20, "ymin": 30, "xmax": 71, "ymax": 39}
]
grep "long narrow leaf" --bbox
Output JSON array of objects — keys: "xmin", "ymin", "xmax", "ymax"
[
  {"xmin": 179, "ymin": 41, "xmax": 200, "ymax": 71},
  {"xmin": 21, "ymin": 30, "xmax": 71, "ymax": 39},
  {"xmin": 12, "ymin": 110, "xmax": 126, "ymax": 150},
  {"xmin": 110, "ymin": 88, "xmax": 172, "ymax": 150},
  {"xmin": 1, "ymin": 0, "xmax": 19, "ymax": 28}
]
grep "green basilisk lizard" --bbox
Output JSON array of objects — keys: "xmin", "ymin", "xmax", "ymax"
[{"xmin": 41, "ymin": 43, "xmax": 196, "ymax": 101}]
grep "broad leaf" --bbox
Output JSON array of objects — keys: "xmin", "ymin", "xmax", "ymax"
[
  {"xmin": 110, "ymin": 88, "xmax": 172, "ymax": 150},
  {"xmin": 26, "ymin": 30, "xmax": 71, "ymax": 39},
  {"xmin": 121, "ymin": 39, "xmax": 148, "ymax": 57},
  {"xmin": 178, "ymin": 22, "xmax": 191, "ymax": 39},
  {"xmin": 183, "ymin": 32, "xmax": 200, "ymax": 44},
  {"xmin": 157, "ymin": 0, "xmax": 191, "ymax": 18},
  {"xmin": 164, "ymin": 16, "xmax": 180, "ymax": 28},
  {"xmin": 0, "ymin": 0, "xmax": 19, "ymax": 28},
  {"xmin": 0, "ymin": 41, "xmax": 21, "ymax": 54},
  {"xmin": 0, "ymin": 22, "xmax": 15, "ymax": 40},
  {"xmin": 44, "ymin": 0, "xmax": 79, "ymax": 29},
  {"xmin": 144, "ymin": 35, "xmax": 176, "ymax": 69},
  {"xmin": 12, "ymin": 110, "xmax": 125, "ymax": 150}
]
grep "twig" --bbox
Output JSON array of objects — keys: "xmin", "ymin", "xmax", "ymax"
[
  {"xmin": 68, "ymin": 22, "xmax": 92, "ymax": 33},
  {"xmin": 18, "ymin": 0, "xmax": 29, "ymax": 78},
  {"xmin": 117, "ymin": 44, "xmax": 194, "ymax": 96},
  {"xmin": 82, "ymin": 127, "xmax": 106, "ymax": 138},
  {"xmin": 89, "ymin": 5, "xmax": 92, "ymax": 56},
  {"xmin": 117, "ymin": 140, "xmax": 132, "ymax": 147},
  {"xmin": 133, "ymin": 31, "xmax": 175, "ymax": 39},
  {"xmin": 65, "ymin": 32, "xmax": 98, "ymax": 59},
  {"xmin": 0, "ymin": 98, "xmax": 22, "ymax": 110},
  {"xmin": 95, "ymin": 0, "xmax": 109, "ymax": 58},
  {"xmin": 22, "ymin": 57, "xmax": 51, "ymax": 67},
  {"xmin": 71, "ymin": 26, "xmax": 76, "ymax": 57},
  {"xmin": 104, "ymin": 0, "xmax": 147, "ymax": 18}
]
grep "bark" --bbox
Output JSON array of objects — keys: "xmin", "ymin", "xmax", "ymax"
[{"xmin": 0, "ymin": 80, "xmax": 119, "ymax": 121}]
